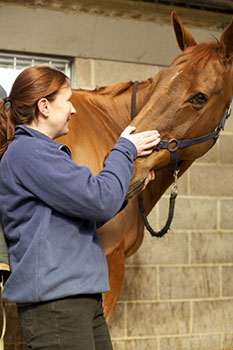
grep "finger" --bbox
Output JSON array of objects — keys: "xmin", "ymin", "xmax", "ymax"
[
  {"xmin": 150, "ymin": 170, "xmax": 155, "ymax": 180},
  {"xmin": 144, "ymin": 175, "xmax": 152, "ymax": 185},
  {"xmin": 122, "ymin": 126, "xmax": 136, "ymax": 135},
  {"xmin": 130, "ymin": 131, "xmax": 159, "ymax": 142},
  {"xmin": 138, "ymin": 149, "xmax": 154, "ymax": 156},
  {"xmin": 142, "ymin": 138, "xmax": 161, "ymax": 149},
  {"xmin": 138, "ymin": 133, "xmax": 160, "ymax": 144},
  {"xmin": 136, "ymin": 130, "xmax": 159, "ymax": 137},
  {"xmin": 142, "ymin": 171, "xmax": 155, "ymax": 189},
  {"xmin": 147, "ymin": 169, "xmax": 155, "ymax": 179}
]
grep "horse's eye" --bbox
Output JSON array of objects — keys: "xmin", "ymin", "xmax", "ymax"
[{"xmin": 189, "ymin": 93, "xmax": 207, "ymax": 105}]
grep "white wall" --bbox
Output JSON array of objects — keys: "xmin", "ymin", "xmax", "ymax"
[{"xmin": 0, "ymin": 3, "xmax": 222, "ymax": 67}]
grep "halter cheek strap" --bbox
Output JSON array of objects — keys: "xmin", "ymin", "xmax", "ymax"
[{"xmin": 131, "ymin": 81, "xmax": 176, "ymax": 237}]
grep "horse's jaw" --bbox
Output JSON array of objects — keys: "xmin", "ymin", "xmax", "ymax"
[
  {"xmin": 126, "ymin": 149, "xmax": 170, "ymax": 199},
  {"xmin": 125, "ymin": 179, "xmax": 145, "ymax": 199},
  {"xmin": 126, "ymin": 132, "xmax": 222, "ymax": 199}
]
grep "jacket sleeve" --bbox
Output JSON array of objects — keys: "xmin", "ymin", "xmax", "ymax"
[{"xmin": 8, "ymin": 137, "xmax": 137, "ymax": 222}]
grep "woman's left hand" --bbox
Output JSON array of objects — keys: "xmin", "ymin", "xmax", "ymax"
[{"xmin": 142, "ymin": 169, "xmax": 155, "ymax": 190}]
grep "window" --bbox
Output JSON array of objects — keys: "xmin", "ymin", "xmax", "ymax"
[{"xmin": 0, "ymin": 52, "xmax": 72, "ymax": 95}]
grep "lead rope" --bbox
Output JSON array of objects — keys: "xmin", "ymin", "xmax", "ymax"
[
  {"xmin": 131, "ymin": 81, "xmax": 178, "ymax": 237},
  {"xmin": 0, "ymin": 272, "xmax": 6, "ymax": 350}
]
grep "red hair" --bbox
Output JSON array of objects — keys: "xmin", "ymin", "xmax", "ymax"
[{"xmin": 0, "ymin": 65, "xmax": 68, "ymax": 160}]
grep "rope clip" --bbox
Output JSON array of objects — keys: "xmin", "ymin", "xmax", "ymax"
[{"xmin": 171, "ymin": 169, "xmax": 179, "ymax": 195}]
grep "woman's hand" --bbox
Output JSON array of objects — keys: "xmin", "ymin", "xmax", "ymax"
[
  {"xmin": 142, "ymin": 169, "xmax": 155, "ymax": 190},
  {"xmin": 121, "ymin": 126, "xmax": 160, "ymax": 156}
]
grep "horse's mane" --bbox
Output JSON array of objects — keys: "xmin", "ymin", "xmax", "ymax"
[
  {"xmin": 172, "ymin": 41, "xmax": 224, "ymax": 69},
  {"xmin": 94, "ymin": 81, "xmax": 134, "ymax": 97},
  {"xmin": 72, "ymin": 78, "xmax": 156, "ymax": 121},
  {"xmin": 73, "ymin": 77, "xmax": 155, "ymax": 98},
  {"xmin": 72, "ymin": 81, "xmax": 134, "ymax": 98}
]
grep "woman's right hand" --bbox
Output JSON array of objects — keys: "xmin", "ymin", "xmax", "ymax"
[{"xmin": 121, "ymin": 126, "xmax": 160, "ymax": 156}]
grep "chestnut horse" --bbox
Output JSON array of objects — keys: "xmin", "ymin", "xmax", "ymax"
[{"xmin": 58, "ymin": 12, "xmax": 233, "ymax": 321}]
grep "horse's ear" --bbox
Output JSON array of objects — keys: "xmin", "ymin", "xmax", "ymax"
[
  {"xmin": 220, "ymin": 17, "xmax": 233, "ymax": 61},
  {"xmin": 172, "ymin": 11, "xmax": 197, "ymax": 51}
]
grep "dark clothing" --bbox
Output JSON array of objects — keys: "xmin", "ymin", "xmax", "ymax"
[{"xmin": 18, "ymin": 294, "xmax": 113, "ymax": 350}]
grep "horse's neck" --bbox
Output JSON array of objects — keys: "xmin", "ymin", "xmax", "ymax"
[
  {"xmin": 131, "ymin": 78, "xmax": 159, "ymax": 121},
  {"xmin": 68, "ymin": 75, "xmax": 177, "ymax": 207},
  {"xmin": 76, "ymin": 77, "xmax": 158, "ymax": 131},
  {"xmin": 81, "ymin": 76, "xmax": 174, "ymax": 210},
  {"xmin": 63, "ymin": 79, "xmax": 157, "ymax": 173}
]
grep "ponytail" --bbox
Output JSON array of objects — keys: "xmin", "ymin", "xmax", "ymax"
[{"xmin": 0, "ymin": 99, "xmax": 15, "ymax": 160}]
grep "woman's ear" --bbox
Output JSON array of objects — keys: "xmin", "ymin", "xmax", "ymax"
[{"xmin": 37, "ymin": 98, "xmax": 50, "ymax": 118}]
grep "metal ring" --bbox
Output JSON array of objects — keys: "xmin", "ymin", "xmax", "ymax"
[{"xmin": 168, "ymin": 138, "xmax": 179, "ymax": 152}]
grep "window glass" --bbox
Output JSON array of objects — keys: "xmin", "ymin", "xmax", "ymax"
[{"xmin": 0, "ymin": 53, "xmax": 72, "ymax": 95}]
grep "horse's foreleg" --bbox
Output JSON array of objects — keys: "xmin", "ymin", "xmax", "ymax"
[{"xmin": 103, "ymin": 239, "xmax": 125, "ymax": 323}]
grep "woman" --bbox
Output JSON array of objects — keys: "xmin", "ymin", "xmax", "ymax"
[{"xmin": 0, "ymin": 65, "xmax": 160, "ymax": 350}]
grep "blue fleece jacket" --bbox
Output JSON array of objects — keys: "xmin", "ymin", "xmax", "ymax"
[{"xmin": 0, "ymin": 125, "xmax": 137, "ymax": 303}]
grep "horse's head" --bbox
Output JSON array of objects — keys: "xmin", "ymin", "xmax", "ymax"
[{"xmin": 127, "ymin": 11, "xmax": 233, "ymax": 198}]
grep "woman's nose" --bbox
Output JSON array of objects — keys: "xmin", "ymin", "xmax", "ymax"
[{"xmin": 71, "ymin": 104, "xmax": 76, "ymax": 114}]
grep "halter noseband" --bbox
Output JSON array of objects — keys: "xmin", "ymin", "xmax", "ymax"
[{"xmin": 155, "ymin": 102, "xmax": 232, "ymax": 173}]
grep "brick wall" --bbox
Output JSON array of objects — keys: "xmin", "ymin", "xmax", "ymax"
[{"xmin": 110, "ymin": 145, "xmax": 233, "ymax": 349}]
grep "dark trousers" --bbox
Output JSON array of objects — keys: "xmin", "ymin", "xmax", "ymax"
[{"xmin": 17, "ymin": 294, "xmax": 113, "ymax": 350}]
